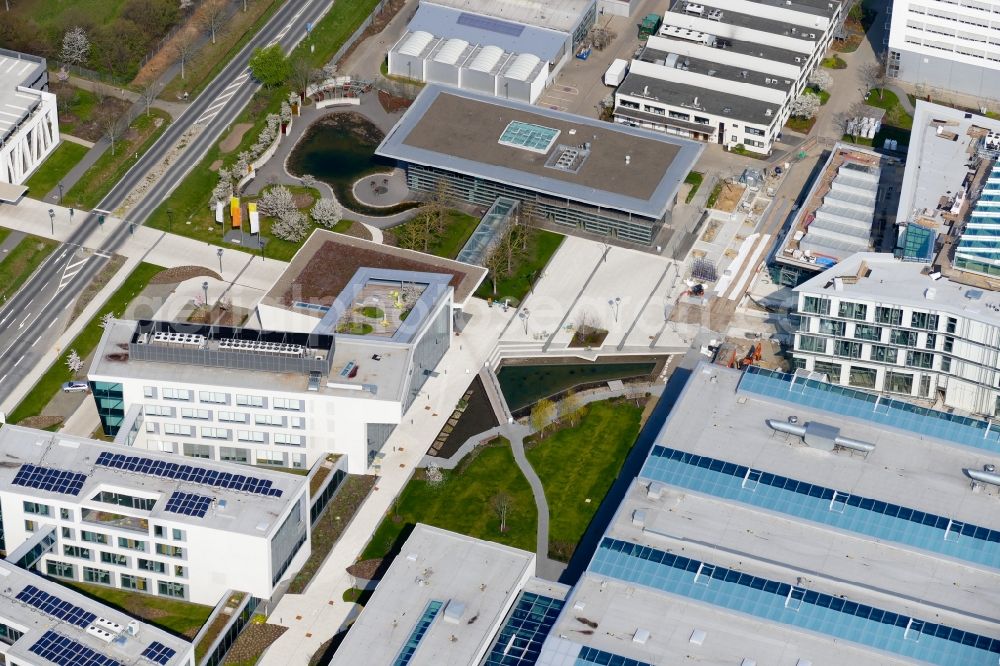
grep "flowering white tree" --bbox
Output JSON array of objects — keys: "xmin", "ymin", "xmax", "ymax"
[
  {"xmin": 271, "ymin": 209, "xmax": 310, "ymax": 242},
  {"xmin": 310, "ymin": 198, "xmax": 343, "ymax": 228},
  {"xmin": 100, "ymin": 312, "xmax": 116, "ymax": 329},
  {"xmin": 65, "ymin": 349, "xmax": 84, "ymax": 374},
  {"xmin": 299, "ymin": 174, "xmax": 317, "ymax": 188},
  {"xmin": 808, "ymin": 69, "xmax": 833, "ymax": 91},
  {"xmin": 60, "ymin": 27, "xmax": 90, "ymax": 67},
  {"xmin": 280, "ymin": 101, "xmax": 293, "ymax": 124},
  {"xmin": 425, "ymin": 464, "xmax": 444, "ymax": 487},
  {"xmin": 257, "ymin": 185, "xmax": 295, "ymax": 217},
  {"xmin": 789, "ymin": 93, "xmax": 821, "ymax": 119}
]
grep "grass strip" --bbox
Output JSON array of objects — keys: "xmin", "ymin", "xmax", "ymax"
[
  {"xmin": 66, "ymin": 581, "xmax": 212, "ymax": 638},
  {"xmin": 0, "ymin": 236, "xmax": 59, "ymax": 303},
  {"xmin": 24, "ymin": 142, "xmax": 90, "ymax": 199}
]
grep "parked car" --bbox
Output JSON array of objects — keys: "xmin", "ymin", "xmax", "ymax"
[{"xmin": 61, "ymin": 381, "xmax": 89, "ymax": 393}]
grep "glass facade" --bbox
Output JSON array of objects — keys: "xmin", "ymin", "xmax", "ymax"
[
  {"xmin": 739, "ymin": 366, "xmax": 1000, "ymax": 454},
  {"xmin": 483, "ymin": 592, "xmax": 564, "ymax": 666},
  {"xmin": 589, "ymin": 538, "xmax": 1000, "ymax": 665},
  {"xmin": 90, "ymin": 381, "xmax": 125, "ymax": 436},
  {"xmin": 954, "ymin": 162, "xmax": 1000, "ymax": 277},
  {"xmin": 393, "ymin": 599, "xmax": 443, "ymax": 666},
  {"xmin": 642, "ymin": 446, "xmax": 1000, "ymax": 569}
]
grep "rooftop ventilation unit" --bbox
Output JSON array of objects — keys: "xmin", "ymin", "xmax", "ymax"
[
  {"xmin": 964, "ymin": 465, "xmax": 1000, "ymax": 487},
  {"xmin": 685, "ymin": 2, "xmax": 705, "ymax": 14},
  {"xmin": 708, "ymin": 8, "xmax": 723, "ymax": 20},
  {"xmin": 766, "ymin": 418, "xmax": 875, "ymax": 453}
]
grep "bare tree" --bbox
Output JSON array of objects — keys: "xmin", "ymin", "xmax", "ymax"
[
  {"xmin": 290, "ymin": 56, "xmax": 318, "ymax": 97},
  {"xmin": 490, "ymin": 491, "xmax": 512, "ymax": 533},
  {"xmin": 574, "ymin": 308, "xmax": 604, "ymax": 341},
  {"xmin": 530, "ymin": 398, "xmax": 557, "ymax": 437},
  {"xmin": 835, "ymin": 102, "xmax": 868, "ymax": 141},
  {"xmin": 65, "ymin": 349, "xmax": 84, "ymax": 375},
  {"xmin": 560, "ymin": 390, "xmax": 584, "ymax": 426},
  {"xmin": 140, "ymin": 81, "xmax": 160, "ymax": 117},
  {"xmin": 858, "ymin": 61, "xmax": 886, "ymax": 99},
  {"xmin": 60, "ymin": 26, "xmax": 90, "ymax": 68},
  {"xmin": 102, "ymin": 114, "xmax": 128, "ymax": 156},
  {"xmin": 482, "ymin": 241, "xmax": 507, "ymax": 295},
  {"xmin": 174, "ymin": 35, "xmax": 197, "ymax": 81},
  {"xmin": 202, "ymin": 0, "xmax": 227, "ymax": 45}
]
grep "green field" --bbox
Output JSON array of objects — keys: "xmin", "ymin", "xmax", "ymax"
[
  {"xmin": 0, "ymin": 236, "xmax": 59, "ymax": 304},
  {"xmin": 8, "ymin": 262, "xmax": 165, "ymax": 424},
  {"xmin": 361, "ymin": 439, "xmax": 537, "ymax": 561},
  {"xmin": 11, "ymin": 0, "xmax": 128, "ymax": 29},
  {"xmin": 865, "ymin": 89, "xmax": 914, "ymax": 129},
  {"xmin": 475, "ymin": 228, "xmax": 563, "ymax": 303},
  {"xmin": 25, "ymin": 142, "xmax": 90, "ymax": 200},
  {"xmin": 67, "ymin": 581, "xmax": 211, "ymax": 638},
  {"xmin": 526, "ymin": 399, "xmax": 643, "ymax": 561}
]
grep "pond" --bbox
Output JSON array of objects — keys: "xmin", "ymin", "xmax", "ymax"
[
  {"xmin": 286, "ymin": 113, "xmax": 416, "ymax": 216},
  {"xmin": 498, "ymin": 361, "xmax": 658, "ymax": 414}
]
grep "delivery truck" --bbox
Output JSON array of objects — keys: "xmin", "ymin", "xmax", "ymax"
[{"xmin": 603, "ymin": 59, "xmax": 628, "ymax": 86}]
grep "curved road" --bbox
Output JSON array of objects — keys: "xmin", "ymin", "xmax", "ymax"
[{"xmin": 0, "ymin": 0, "xmax": 332, "ymax": 404}]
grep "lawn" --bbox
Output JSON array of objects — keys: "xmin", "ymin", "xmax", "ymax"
[
  {"xmin": 865, "ymin": 89, "xmax": 914, "ymax": 129},
  {"xmin": 389, "ymin": 209, "xmax": 479, "ymax": 259},
  {"xmin": 0, "ymin": 235, "xmax": 59, "ymax": 304},
  {"xmin": 474, "ymin": 228, "xmax": 563, "ymax": 303},
  {"xmin": 24, "ymin": 142, "xmax": 90, "ymax": 200},
  {"xmin": 64, "ymin": 109, "xmax": 172, "ymax": 210},
  {"xmin": 821, "ymin": 55, "xmax": 848, "ymax": 69},
  {"xmin": 361, "ymin": 438, "xmax": 537, "ymax": 561},
  {"xmin": 526, "ymin": 399, "xmax": 643, "ymax": 561},
  {"xmin": 684, "ymin": 171, "xmax": 703, "ymax": 204},
  {"xmin": 705, "ymin": 181, "xmax": 724, "ymax": 208},
  {"xmin": 66, "ymin": 581, "xmax": 212, "ymax": 638},
  {"xmin": 785, "ymin": 115, "xmax": 817, "ymax": 133},
  {"xmin": 8, "ymin": 262, "xmax": 165, "ymax": 425}
]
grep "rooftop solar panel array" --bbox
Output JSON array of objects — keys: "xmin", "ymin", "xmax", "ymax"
[
  {"xmin": 164, "ymin": 491, "xmax": 213, "ymax": 518},
  {"xmin": 141, "ymin": 641, "xmax": 177, "ymax": 665},
  {"xmin": 13, "ymin": 465, "xmax": 86, "ymax": 496},
  {"xmin": 94, "ymin": 452, "xmax": 282, "ymax": 497},
  {"xmin": 456, "ymin": 12, "xmax": 525, "ymax": 37},
  {"xmin": 29, "ymin": 629, "xmax": 124, "ymax": 666},
  {"xmin": 15, "ymin": 585, "xmax": 97, "ymax": 628}
]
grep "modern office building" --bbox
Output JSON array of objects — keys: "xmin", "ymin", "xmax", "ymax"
[
  {"xmin": 613, "ymin": 0, "xmax": 843, "ymax": 154},
  {"xmin": 0, "ymin": 561, "xmax": 193, "ymax": 666},
  {"xmin": 0, "ymin": 425, "xmax": 310, "ymax": 606},
  {"xmin": 534, "ymin": 363, "xmax": 1000, "ymax": 665},
  {"xmin": 333, "ymin": 524, "xmax": 569, "ymax": 666},
  {"xmin": 89, "ymin": 231, "xmax": 483, "ymax": 473},
  {"xmin": 887, "ymin": 0, "xmax": 1000, "ymax": 100},
  {"xmin": 0, "ymin": 49, "xmax": 59, "ymax": 196},
  {"xmin": 387, "ymin": 0, "xmax": 596, "ymax": 102},
  {"xmin": 377, "ymin": 85, "xmax": 704, "ymax": 247},
  {"xmin": 790, "ymin": 251, "xmax": 1000, "ymax": 415}
]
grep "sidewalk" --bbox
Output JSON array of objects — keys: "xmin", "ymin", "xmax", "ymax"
[{"xmin": 259, "ymin": 298, "xmax": 515, "ymax": 666}]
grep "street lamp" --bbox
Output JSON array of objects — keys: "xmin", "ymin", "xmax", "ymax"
[
  {"xmin": 216, "ymin": 248, "xmax": 223, "ymax": 275},
  {"xmin": 47, "ymin": 209, "xmax": 54, "ymax": 236},
  {"xmin": 166, "ymin": 208, "xmax": 173, "ymax": 233},
  {"xmin": 609, "ymin": 296, "xmax": 621, "ymax": 323},
  {"xmin": 519, "ymin": 308, "xmax": 530, "ymax": 335},
  {"xmin": 202, "ymin": 281, "xmax": 209, "ymax": 308}
]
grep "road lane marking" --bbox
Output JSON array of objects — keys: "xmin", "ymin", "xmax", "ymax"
[
  {"xmin": 13, "ymin": 356, "xmax": 23, "ymax": 367},
  {"xmin": 0, "ymin": 374, "xmax": 7, "ymax": 384},
  {"xmin": 46, "ymin": 319, "xmax": 56, "ymax": 329},
  {"xmin": 19, "ymin": 313, "xmax": 31, "ymax": 328},
  {"xmin": 30, "ymin": 337, "xmax": 39, "ymax": 347}
]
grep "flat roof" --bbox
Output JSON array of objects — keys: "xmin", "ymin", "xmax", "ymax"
[
  {"xmin": 377, "ymin": 85, "xmax": 704, "ymax": 219},
  {"xmin": 422, "ymin": 0, "xmax": 593, "ymax": 35},
  {"xmin": 404, "ymin": 3, "xmax": 567, "ymax": 62},
  {"xmin": 618, "ymin": 71, "xmax": 781, "ymax": 126},
  {"xmin": 638, "ymin": 44, "xmax": 797, "ymax": 93},
  {"xmin": 0, "ymin": 52, "xmax": 44, "ymax": 92},
  {"xmin": 795, "ymin": 252, "xmax": 1000, "ymax": 327},
  {"xmin": 0, "ymin": 425, "xmax": 306, "ymax": 537},
  {"xmin": 332, "ymin": 524, "xmax": 535, "ymax": 666},
  {"xmin": 0, "ymin": 562, "xmax": 190, "ymax": 666},
  {"xmin": 666, "ymin": 1, "xmax": 828, "ymax": 44},
  {"xmin": 538, "ymin": 363, "xmax": 1000, "ymax": 665}
]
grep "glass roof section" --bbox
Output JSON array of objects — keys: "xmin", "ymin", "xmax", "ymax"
[
  {"xmin": 483, "ymin": 592, "xmax": 563, "ymax": 666},
  {"xmin": 498, "ymin": 121, "xmax": 560, "ymax": 154},
  {"xmin": 393, "ymin": 599, "xmax": 443, "ymax": 666}
]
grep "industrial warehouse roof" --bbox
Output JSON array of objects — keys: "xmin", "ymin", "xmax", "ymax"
[
  {"xmin": 0, "ymin": 563, "xmax": 191, "ymax": 666},
  {"xmin": 422, "ymin": 0, "xmax": 593, "ymax": 34},
  {"xmin": 402, "ymin": 3, "xmax": 567, "ymax": 63},
  {"xmin": 377, "ymin": 85, "xmax": 704, "ymax": 219},
  {"xmin": 0, "ymin": 425, "xmax": 306, "ymax": 537},
  {"xmin": 535, "ymin": 363, "xmax": 1000, "ymax": 665}
]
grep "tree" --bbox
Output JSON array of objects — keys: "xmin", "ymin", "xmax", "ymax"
[
  {"xmin": 482, "ymin": 240, "xmax": 507, "ymax": 295},
  {"xmin": 212, "ymin": 178, "xmax": 232, "ymax": 203},
  {"xmin": 310, "ymin": 198, "xmax": 343, "ymax": 228},
  {"xmin": 290, "ymin": 56, "xmax": 318, "ymax": 97},
  {"xmin": 574, "ymin": 308, "xmax": 603, "ymax": 340},
  {"xmin": 298, "ymin": 174, "xmax": 317, "ymax": 189},
  {"xmin": 271, "ymin": 209, "xmax": 310, "ymax": 242},
  {"xmin": 530, "ymin": 398, "xmax": 557, "ymax": 437},
  {"xmin": 201, "ymin": 0, "xmax": 227, "ymax": 45},
  {"xmin": 60, "ymin": 27, "xmax": 90, "ymax": 67},
  {"xmin": 256, "ymin": 185, "xmax": 295, "ymax": 217},
  {"xmin": 248, "ymin": 44, "xmax": 291, "ymax": 88},
  {"xmin": 425, "ymin": 464, "xmax": 444, "ymax": 488},
  {"xmin": 858, "ymin": 61, "xmax": 886, "ymax": 99},
  {"xmin": 490, "ymin": 490, "xmax": 512, "ymax": 533},
  {"xmin": 789, "ymin": 93, "xmax": 821, "ymax": 119},
  {"xmin": 102, "ymin": 114, "xmax": 128, "ymax": 156},
  {"xmin": 560, "ymin": 390, "xmax": 583, "ymax": 426},
  {"xmin": 836, "ymin": 102, "xmax": 868, "ymax": 140},
  {"xmin": 174, "ymin": 34, "xmax": 196, "ymax": 81},
  {"xmin": 139, "ymin": 81, "xmax": 159, "ymax": 117},
  {"xmin": 65, "ymin": 349, "xmax": 84, "ymax": 375},
  {"xmin": 100, "ymin": 312, "xmax": 116, "ymax": 329},
  {"xmin": 808, "ymin": 69, "xmax": 833, "ymax": 91}
]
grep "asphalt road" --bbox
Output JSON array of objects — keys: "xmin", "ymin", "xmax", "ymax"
[{"xmin": 0, "ymin": 0, "xmax": 330, "ymax": 406}]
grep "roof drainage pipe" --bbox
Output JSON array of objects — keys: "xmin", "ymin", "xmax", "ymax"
[{"xmin": 964, "ymin": 468, "xmax": 1000, "ymax": 487}]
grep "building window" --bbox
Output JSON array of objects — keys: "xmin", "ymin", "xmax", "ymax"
[
  {"xmin": 181, "ymin": 408, "xmax": 211, "ymax": 420},
  {"xmin": 854, "ymin": 324, "xmax": 882, "ymax": 341},
  {"xmin": 906, "ymin": 350, "xmax": 934, "ymax": 369},
  {"xmin": 946, "ymin": 317, "xmax": 957, "ymax": 333},
  {"xmin": 117, "ymin": 538, "xmax": 146, "ymax": 551},
  {"xmin": 274, "ymin": 433, "xmax": 304, "ymax": 447},
  {"xmin": 255, "ymin": 414, "xmax": 284, "ymax": 426},
  {"xmin": 174, "ymin": 565, "xmax": 186, "ymax": 578},
  {"xmin": 82, "ymin": 567, "xmax": 112, "ymax": 585},
  {"xmin": 257, "ymin": 451, "xmax": 284, "ymax": 467},
  {"xmin": 138, "ymin": 559, "xmax": 166, "ymax": 574},
  {"xmin": 834, "ymin": 341, "xmax": 862, "ymax": 359},
  {"xmin": 875, "ymin": 306, "xmax": 903, "ymax": 325},
  {"xmin": 61, "ymin": 527, "xmax": 74, "ymax": 540},
  {"xmin": 236, "ymin": 395, "xmax": 265, "ymax": 408},
  {"xmin": 154, "ymin": 525, "xmax": 164, "ymax": 538},
  {"xmin": 870, "ymin": 345, "xmax": 898, "ymax": 363},
  {"xmin": 237, "ymin": 430, "xmax": 266, "ymax": 443},
  {"xmin": 890, "ymin": 329, "xmax": 918, "ymax": 346},
  {"xmin": 199, "ymin": 391, "xmax": 229, "ymax": 404},
  {"xmin": 156, "ymin": 544, "xmax": 184, "ymax": 558},
  {"xmin": 925, "ymin": 333, "xmax": 937, "ymax": 349},
  {"xmin": 919, "ymin": 375, "xmax": 932, "ymax": 397},
  {"xmin": 910, "ymin": 312, "xmax": 939, "ymax": 330},
  {"xmin": 219, "ymin": 411, "xmax": 248, "ymax": 423},
  {"xmin": 220, "ymin": 447, "xmax": 249, "ymax": 463},
  {"xmin": 693, "ymin": 115, "xmax": 711, "ymax": 124},
  {"xmin": 92, "ymin": 381, "xmax": 125, "ymax": 436},
  {"xmin": 290, "ymin": 416, "xmax": 305, "ymax": 429},
  {"xmin": 745, "ymin": 126, "xmax": 766, "ymax": 137},
  {"xmin": 164, "ymin": 423, "xmax": 194, "ymax": 437},
  {"xmin": 172, "ymin": 529, "xmax": 184, "ymax": 541},
  {"xmin": 838, "ymin": 301, "xmax": 868, "ymax": 320},
  {"xmin": 81, "ymin": 531, "xmax": 108, "ymax": 544},
  {"xmin": 797, "ymin": 335, "xmax": 826, "ymax": 353},
  {"xmin": 100, "ymin": 552, "xmax": 129, "ymax": 567},
  {"xmin": 23, "ymin": 502, "xmax": 50, "ymax": 516},
  {"xmin": 60, "ymin": 508, "xmax": 71, "ymax": 520},
  {"xmin": 819, "ymin": 319, "xmax": 846, "ymax": 336},
  {"xmin": 63, "ymin": 546, "xmax": 91, "ymax": 560},
  {"xmin": 200, "ymin": 427, "xmax": 230, "ymax": 440},
  {"xmin": 814, "ymin": 361, "xmax": 841, "ymax": 382},
  {"xmin": 272, "ymin": 398, "xmax": 303, "ymax": 411},
  {"xmin": 803, "ymin": 297, "xmax": 831, "ymax": 315},
  {"xmin": 24, "ymin": 520, "xmax": 37, "ymax": 533},
  {"xmin": 162, "ymin": 388, "xmax": 191, "ymax": 401},
  {"xmin": 886, "ymin": 371, "xmax": 914, "ymax": 394},
  {"xmin": 46, "ymin": 560, "xmax": 75, "ymax": 579},
  {"xmin": 941, "ymin": 356, "xmax": 951, "ymax": 372},
  {"xmin": 848, "ymin": 366, "xmax": 877, "ymax": 388},
  {"xmin": 668, "ymin": 110, "xmax": 690, "ymax": 120},
  {"xmin": 158, "ymin": 581, "xmax": 186, "ymax": 599},
  {"xmin": 144, "ymin": 405, "xmax": 173, "ymax": 417},
  {"xmin": 143, "ymin": 386, "xmax": 157, "ymax": 399},
  {"xmin": 95, "ymin": 491, "xmax": 156, "ymax": 512},
  {"xmin": 183, "ymin": 443, "xmax": 214, "ymax": 459},
  {"xmin": 944, "ymin": 336, "xmax": 954, "ymax": 353},
  {"xmin": 121, "ymin": 574, "xmax": 149, "ymax": 591}
]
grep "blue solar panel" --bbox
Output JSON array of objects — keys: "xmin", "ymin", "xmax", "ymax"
[
  {"xmin": 29, "ymin": 629, "xmax": 124, "ymax": 666},
  {"xmin": 141, "ymin": 641, "xmax": 177, "ymax": 665},
  {"xmin": 12, "ymin": 464, "xmax": 86, "ymax": 496},
  {"xmin": 456, "ymin": 12, "xmax": 524, "ymax": 36},
  {"xmin": 16, "ymin": 585, "xmax": 97, "ymax": 628},
  {"xmin": 164, "ymin": 491, "xmax": 212, "ymax": 518},
  {"xmin": 94, "ymin": 452, "xmax": 281, "ymax": 497},
  {"xmin": 484, "ymin": 592, "xmax": 563, "ymax": 666}
]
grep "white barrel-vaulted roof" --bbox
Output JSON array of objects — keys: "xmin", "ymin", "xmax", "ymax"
[
  {"xmin": 434, "ymin": 38, "xmax": 471, "ymax": 64},
  {"xmin": 398, "ymin": 30, "xmax": 434, "ymax": 57},
  {"xmin": 504, "ymin": 53, "xmax": 540, "ymax": 81},
  {"xmin": 468, "ymin": 45, "xmax": 505, "ymax": 72}
]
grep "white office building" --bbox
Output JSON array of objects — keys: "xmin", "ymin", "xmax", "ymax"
[
  {"xmin": 0, "ymin": 561, "xmax": 192, "ymax": 666},
  {"xmin": 0, "ymin": 50, "xmax": 59, "ymax": 196},
  {"xmin": 887, "ymin": 0, "xmax": 1000, "ymax": 100},
  {"xmin": 613, "ymin": 0, "xmax": 842, "ymax": 154},
  {"xmin": 0, "ymin": 425, "xmax": 310, "ymax": 606}
]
